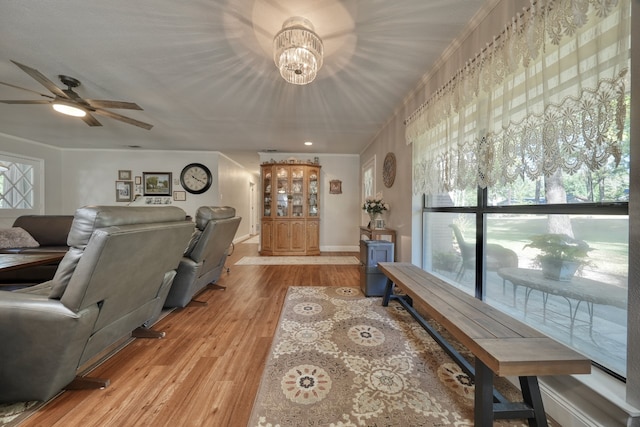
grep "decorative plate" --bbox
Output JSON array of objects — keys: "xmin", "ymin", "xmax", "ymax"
[{"xmin": 383, "ymin": 152, "xmax": 396, "ymax": 188}]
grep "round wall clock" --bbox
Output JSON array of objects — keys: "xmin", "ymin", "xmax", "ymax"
[
  {"xmin": 383, "ymin": 152, "xmax": 396, "ymax": 188},
  {"xmin": 180, "ymin": 163, "xmax": 212, "ymax": 194}
]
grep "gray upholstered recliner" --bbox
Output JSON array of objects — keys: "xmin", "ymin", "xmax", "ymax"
[
  {"xmin": 164, "ymin": 206, "xmax": 241, "ymax": 308},
  {"xmin": 0, "ymin": 206, "xmax": 194, "ymax": 403}
]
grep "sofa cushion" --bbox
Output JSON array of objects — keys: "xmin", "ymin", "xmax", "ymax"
[{"xmin": 0, "ymin": 227, "xmax": 40, "ymax": 249}]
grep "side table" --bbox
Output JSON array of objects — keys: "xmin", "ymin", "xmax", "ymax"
[{"xmin": 359, "ymin": 227, "xmax": 396, "ymax": 260}]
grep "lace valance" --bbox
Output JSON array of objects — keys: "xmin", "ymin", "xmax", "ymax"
[{"xmin": 408, "ymin": 0, "xmax": 630, "ymax": 195}]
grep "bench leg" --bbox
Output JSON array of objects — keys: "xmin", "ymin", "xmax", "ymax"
[
  {"xmin": 475, "ymin": 359, "xmax": 494, "ymax": 427},
  {"xmin": 519, "ymin": 376, "xmax": 548, "ymax": 427},
  {"xmin": 382, "ymin": 278, "xmax": 394, "ymax": 306}
]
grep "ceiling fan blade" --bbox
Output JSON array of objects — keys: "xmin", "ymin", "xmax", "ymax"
[
  {"xmin": 0, "ymin": 81, "xmax": 55, "ymax": 99},
  {"xmin": 10, "ymin": 60, "xmax": 69, "ymax": 99},
  {"xmin": 84, "ymin": 99, "xmax": 143, "ymax": 110},
  {"xmin": 0, "ymin": 99, "xmax": 51, "ymax": 104},
  {"xmin": 81, "ymin": 112, "xmax": 102, "ymax": 127},
  {"xmin": 93, "ymin": 108, "xmax": 153, "ymax": 130}
]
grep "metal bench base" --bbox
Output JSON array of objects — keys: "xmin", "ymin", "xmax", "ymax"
[{"xmin": 383, "ymin": 279, "xmax": 548, "ymax": 427}]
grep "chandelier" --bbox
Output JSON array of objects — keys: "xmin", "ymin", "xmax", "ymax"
[{"xmin": 273, "ymin": 17, "xmax": 324, "ymax": 85}]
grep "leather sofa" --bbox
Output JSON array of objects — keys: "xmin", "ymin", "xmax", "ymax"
[
  {"xmin": 164, "ymin": 206, "xmax": 241, "ymax": 308},
  {"xmin": 0, "ymin": 215, "xmax": 73, "ymax": 284},
  {"xmin": 0, "ymin": 205, "xmax": 194, "ymax": 403},
  {"xmin": 0, "ymin": 215, "xmax": 74, "ymax": 254}
]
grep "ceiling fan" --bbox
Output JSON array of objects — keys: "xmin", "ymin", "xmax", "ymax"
[{"xmin": 0, "ymin": 60, "xmax": 153, "ymax": 130}]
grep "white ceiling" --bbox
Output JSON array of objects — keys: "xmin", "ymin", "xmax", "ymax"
[{"xmin": 0, "ymin": 0, "xmax": 487, "ymax": 172}]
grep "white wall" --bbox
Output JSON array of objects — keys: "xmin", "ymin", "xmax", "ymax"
[
  {"xmin": 259, "ymin": 153, "xmax": 361, "ymax": 251},
  {"xmin": 360, "ymin": 121, "xmax": 413, "ymax": 262},
  {"xmin": 1, "ymin": 140, "xmax": 255, "ymax": 243},
  {"xmin": 61, "ymin": 149, "xmax": 255, "ymax": 242},
  {"xmin": 61, "ymin": 149, "xmax": 221, "ymax": 218},
  {"xmin": 1, "ymin": 137, "xmax": 352, "ymax": 248},
  {"xmin": 217, "ymin": 154, "xmax": 259, "ymax": 241}
]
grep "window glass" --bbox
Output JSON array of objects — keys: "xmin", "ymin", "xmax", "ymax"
[
  {"xmin": 488, "ymin": 137, "xmax": 630, "ymax": 206},
  {"xmin": 424, "ymin": 212, "xmax": 475, "ymax": 296},
  {"xmin": 484, "ymin": 214, "xmax": 628, "ymax": 377},
  {"xmin": 0, "ymin": 159, "xmax": 35, "ymax": 209}
]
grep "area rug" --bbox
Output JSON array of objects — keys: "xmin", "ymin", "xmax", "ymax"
[
  {"xmin": 248, "ymin": 286, "xmax": 553, "ymax": 427},
  {"xmin": 235, "ymin": 256, "xmax": 359, "ymax": 265}
]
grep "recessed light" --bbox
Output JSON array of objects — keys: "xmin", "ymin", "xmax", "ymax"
[{"xmin": 304, "ymin": 141, "xmax": 313, "ymax": 146}]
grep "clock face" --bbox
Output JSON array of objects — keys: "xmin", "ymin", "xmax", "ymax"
[
  {"xmin": 383, "ymin": 152, "xmax": 396, "ymax": 188},
  {"xmin": 180, "ymin": 163, "xmax": 212, "ymax": 194}
]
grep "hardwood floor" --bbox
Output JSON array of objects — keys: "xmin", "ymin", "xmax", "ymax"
[{"xmin": 21, "ymin": 241, "xmax": 360, "ymax": 427}]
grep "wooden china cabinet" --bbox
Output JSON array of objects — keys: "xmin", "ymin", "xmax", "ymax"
[{"xmin": 260, "ymin": 162, "xmax": 320, "ymax": 255}]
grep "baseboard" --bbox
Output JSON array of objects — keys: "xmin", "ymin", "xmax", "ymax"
[
  {"xmin": 233, "ymin": 233, "xmax": 250, "ymax": 244},
  {"xmin": 506, "ymin": 369, "xmax": 640, "ymax": 426}
]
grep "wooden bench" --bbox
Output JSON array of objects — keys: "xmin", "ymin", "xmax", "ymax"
[{"xmin": 378, "ymin": 262, "xmax": 591, "ymax": 427}]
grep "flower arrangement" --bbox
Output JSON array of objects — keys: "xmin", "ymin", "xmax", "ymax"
[{"xmin": 362, "ymin": 193, "xmax": 390, "ymax": 215}]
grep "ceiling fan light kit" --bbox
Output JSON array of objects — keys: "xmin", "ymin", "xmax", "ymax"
[
  {"xmin": 52, "ymin": 101, "xmax": 86, "ymax": 117},
  {"xmin": 273, "ymin": 17, "xmax": 323, "ymax": 85}
]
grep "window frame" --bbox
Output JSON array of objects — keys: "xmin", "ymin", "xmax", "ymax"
[
  {"xmin": 422, "ymin": 187, "xmax": 628, "ymax": 381},
  {"xmin": 0, "ymin": 152, "xmax": 44, "ymax": 217}
]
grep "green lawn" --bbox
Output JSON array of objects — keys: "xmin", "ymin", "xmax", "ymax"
[{"xmin": 485, "ymin": 215, "xmax": 629, "ymax": 278}]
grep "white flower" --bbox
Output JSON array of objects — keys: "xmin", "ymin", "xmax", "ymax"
[{"xmin": 362, "ymin": 193, "xmax": 389, "ymax": 214}]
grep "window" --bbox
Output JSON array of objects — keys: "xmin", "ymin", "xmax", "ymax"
[
  {"xmin": 409, "ymin": 1, "xmax": 631, "ymax": 379},
  {"xmin": 0, "ymin": 153, "xmax": 42, "ymax": 216},
  {"xmin": 424, "ymin": 197, "xmax": 628, "ymax": 378}
]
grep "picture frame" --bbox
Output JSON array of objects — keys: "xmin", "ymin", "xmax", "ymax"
[
  {"xmin": 135, "ymin": 175, "xmax": 142, "ymax": 185},
  {"xmin": 118, "ymin": 170, "xmax": 132, "ymax": 180},
  {"xmin": 143, "ymin": 172, "xmax": 172, "ymax": 196},
  {"xmin": 173, "ymin": 190, "xmax": 186, "ymax": 201},
  {"xmin": 329, "ymin": 179, "xmax": 342, "ymax": 194},
  {"xmin": 115, "ymin": 180, "xmax": 133, "ymax": 202}
]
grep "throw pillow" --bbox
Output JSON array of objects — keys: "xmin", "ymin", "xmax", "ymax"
[{"xmin": 0, "ymin": 227, "xmax": 40, "ymax": 249}]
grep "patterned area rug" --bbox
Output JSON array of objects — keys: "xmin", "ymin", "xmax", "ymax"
[
  {"xmin": 235, "ymin": 256, "xmax": 359, "ymax": 265},
  {"xmin": 249, "ymin": 286, "xmax": 555, "ymax": 427}
]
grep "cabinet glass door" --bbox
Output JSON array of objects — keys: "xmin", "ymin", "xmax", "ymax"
[
  {"xmin": 276, "ymin": 166, "xmax": 289, "ymax": 217},
  {"xmin": 291, "ymin": 166, "xmax": 304, "ymax": 217},
  {"xmin": 263, "ymin": 167, "xmax": 272, "ymax": 217},
  {"xmin": 308, "ymin": 168, "xmax": 319, "ymax": 217}
]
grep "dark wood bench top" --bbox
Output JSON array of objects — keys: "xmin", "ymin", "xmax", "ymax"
[{"xmin": 378, "ymin": 262, "xmax": 591, "ymax": 377}]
